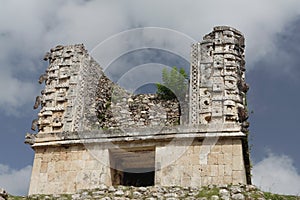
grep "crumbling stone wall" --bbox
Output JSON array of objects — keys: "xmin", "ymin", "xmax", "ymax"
[
  {"xmin": 33, "ymin": 43, "xmax": 181, "ymax": 135},
  {"xmin": 95, "ymin": 74, "xmax": 180, "ymax": 129}
]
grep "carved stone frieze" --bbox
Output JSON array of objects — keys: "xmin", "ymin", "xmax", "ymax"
[{"xmin": 189, "ymin": 26, "xmax": 248, "ymax": 130}]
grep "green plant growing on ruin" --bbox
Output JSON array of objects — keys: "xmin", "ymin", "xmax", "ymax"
[{"xmin": 156, "ymin": 66, "xmax": 188, "ymax": 101}]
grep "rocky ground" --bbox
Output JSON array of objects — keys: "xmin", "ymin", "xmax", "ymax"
[{"xmin": 3, "ymin": 184, "xmax": 300, "ymax": 200}]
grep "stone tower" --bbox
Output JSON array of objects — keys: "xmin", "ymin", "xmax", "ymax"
[
  {"xmin": 190, "ymin": 26, "xmax": 248, "ymax": 126},
  {"xmin": 26, "ymin": 26, "xmax": 250, "ymax": 195}
]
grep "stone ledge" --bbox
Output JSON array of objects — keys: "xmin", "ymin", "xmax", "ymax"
[{"xmin": 27, "ymin": 125, "xmax": 246, "ymax": 147}]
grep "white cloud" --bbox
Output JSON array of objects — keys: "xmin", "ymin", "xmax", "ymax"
[
  {"xmin": 252, "ymin": 153, "xmax": 300, "ymax": 196},
  {"xmin": 0, "ymin": 164, "xmax": 32, "ymax": 196},
  {"xmin": 0, "ymin": 70, "xmax": 37, "ymax": 115},
  {"xmin": 1, "ymin": 0, "xmax": 300, "ymax": 115}
]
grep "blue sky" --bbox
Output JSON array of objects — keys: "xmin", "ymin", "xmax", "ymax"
[{"xmin": 0, "ymin": 0, "xmax": 300, "ymax": 196}]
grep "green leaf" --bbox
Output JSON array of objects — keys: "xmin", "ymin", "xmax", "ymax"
[{"xmin": 156, "ymin": 66, "xmax": 188, "ymax": 101}]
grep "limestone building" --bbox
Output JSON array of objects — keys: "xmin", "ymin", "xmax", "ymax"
[{"xmin": 26, "ymin": 26, "xmax": 251, "ymax": 195}]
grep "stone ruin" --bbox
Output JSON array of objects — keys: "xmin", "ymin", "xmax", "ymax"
[{"xmin": 25, "ymin": 26, "xmax": 251, "ymax": 195}]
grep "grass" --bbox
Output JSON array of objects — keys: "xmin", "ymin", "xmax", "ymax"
[
  {"xmin": 196, "ymin": 186, "xmax": 219, "ymax": 198},
  {"xmin": 263, "ymin": 192, "xmax": 300, "ymax": 200},
  {"xmin": 8, "ymin": 194, "xmax": 72, "ymax": 200}
]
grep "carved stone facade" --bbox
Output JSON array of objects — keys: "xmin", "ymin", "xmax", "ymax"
[
  {"xmin": 31, "ymin": 44, "xmax": 103, "ymax": 134},
  {"xmin": 189, "ymin": 26, "xmax": 248, "ymax": 127},
  {"xmin": 26, "ymin": 26, "xmax": 250, "ymax": 195}
]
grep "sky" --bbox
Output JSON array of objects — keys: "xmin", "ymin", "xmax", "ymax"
[{"xmin": 0, "ymin": 0, "xmax": 300, "ymax": 196}]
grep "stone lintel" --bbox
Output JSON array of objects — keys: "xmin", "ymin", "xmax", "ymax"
[{"xmin": 30, "ymin": 131, "xmax": 246, "ymax": 147}]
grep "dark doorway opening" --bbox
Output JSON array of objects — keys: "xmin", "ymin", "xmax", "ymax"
[
  {"xmin": 122, "ymin": 168, "xmax": 154, "ymax": 187},
  {"xmin": 109, "ymin": 147, "xmax": 155, "ymax": 187}
]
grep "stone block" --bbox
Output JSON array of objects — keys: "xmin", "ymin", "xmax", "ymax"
[
  {"xmin": 210, "ymin": 165, "xmax": 218, "ymax": 177},
  {"xmin": 213, "ymin": 68, "xmax": 223, "ymax": 76},
  {"xmin": 200, "ymin": 64, "xmax": 213, "ymax": 86},
  {"xmin": 190, "ymin": 176, "xmax": 201, "ymax": 187},
  {"xmin": 199, "ymin": 88, "xmax": 211, "ymax": 97},
  {"xmin": 208, "ymin": 153, "xmax": 218, "ymax": 165},
  {"xmin": 155, "ymin": 172, "xmax": 162, "ymax": 185},
  {"xmin": 218, "ymin": 165, "xmax": 225, "ymax": 177},
  {"xmin": 90, "ymin": 170, "xmax": 102, "ymax": 184},
  {"xmin": 224, "ymin": 138, "xmax": 233, "ymax": 145},
  {"xmin": 38, "ymin": 182, "xmax": 48, "ymax": 194},
  {"xmin": 190, "ymin": 154, "xmax": 200, "ymax": 165},
  {"xmin": 223, "ymin": 175, "xmax": 233, "ymax": 184},
  {"xmin": 200, "ymin": 112, "xmax": 212, "ymax": 124},
  {"xmin": 232, "ymin": 155, "xmax": 244, "ymax": 171},
  {"xmin": 232, "ymin": 170, "xmax": 246, "ymax": 184},
  {"xmin": 71, "ymin": 152, "xmax": 81, "ymax": 160},
  {"xmin": 224, "ymin": 165, "xmax": 233, "ymax": 176},
  {"xmin": 66, "ymin": 153, "xmax": 73, "ymax": 161},
  {"xmin": 211, "ymin": 144, "xmax": 221, "ymax": 153},
  {"xmin": 40, "ymin": 161, "xmax": 48, "ymax": 173},
  {"xmin": 222, "ymin": 143, "xmax": 232, "ymax": 154},
  {"xmin": 69, "ymin": 160, "xmax": 83, "ymax": 171},
  {"xmin": 218, "ymin": 153, "xmax": 225, "ymax": 164},
  {"xmin": 51, "ymin": 153, "xmax": 61, "ymax": 162},
  {"xmin": 59, "ymin": 152, "xmax": 67, "ymax": 160},
  {"xmin": 76, "ymin": 170, "xmax": 91, "ymax": 185},
  {"xmin": 200, "ymin": 164, "xmax": 210, "ymax": 176},
  {"xmin": 224, "ymin": 153, "xmax": 233, "ymax": 165},
  {"xmin": 212, "ymin": 176, "xmax": 222, "ymax": 185},
  {"xmin": 211, "ymin": 101, "xmax": 223, "ymax": 117},
  {"xmin": 232, "ymin": 140, "xmax": 242, "ymax": 156},
  {"xmin": 212, "ymin": 77, "xmax": 224, "ymax": 92},
  {"xmin": 63, "ymin": 183, "xmax": 74, "ymax": 194},
  {"xmin": 84, "ymin": 160, "xmax": 98, "ymax": 170},
  {"xmin": 201, "ymin": 176, "xmax": 212, "ymax": 186},
  {"xmin": 100, "ymin": 173, "xmax": 112, "ymax": 185},
  {"xmin": 81, "ymin": 151, "xmax": 95, "ymax": 160},
  {"xmin": 47, "ymin": 171, "xmax": 57, "ymax": 182},
  {"xmin": 213, "ymin": 55, "xmax": 224, "ymax": 68},
  {"xmin": 54, "ymin": 161, "xmax": 64, "ymax": 172},
  {"xmin": 183, "ymin": 165, "xmax": 193, "ymax": 176},
  {"xmin": 193, "ymin": 144, "xmax": 201, "ymax": 154},
  {"xmin": 66, "ymin": 171, "xmax": 77, "ymax": 182},
  {"xmin": 181, "ymin": 175, "xmax": 192, "ymax": 186},
  {"xmin": 32, "ymin": 157, "xmax": 42, "ymax": 173},
  {"xmin": 39, "ymin": 173, "xmax": 48, "ymax": 183},
  {"xmin": 47, "ymin": 162, "xmax": 55, "ymax": 174}
]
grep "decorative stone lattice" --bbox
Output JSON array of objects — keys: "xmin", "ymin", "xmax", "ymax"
[{"xmin": 189, "ymin": 43, "xmax": 200, "ymax": 125}]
